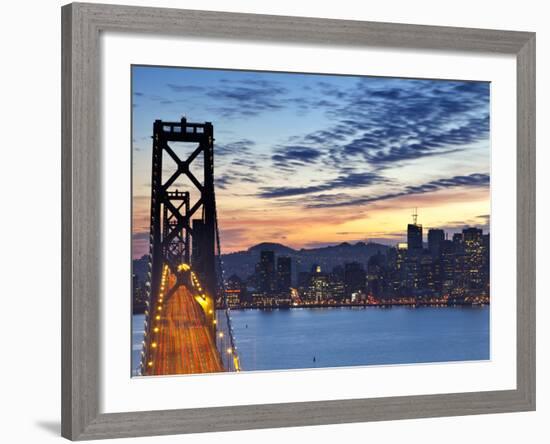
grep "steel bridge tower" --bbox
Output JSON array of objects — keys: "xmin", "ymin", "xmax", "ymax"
[
  {"xmin": 147, "ymin": 117, "xmax": 217, "ymax": 328},
  {"xmin": 139, "ymin": 117, "xmax": 241, "ymax": 376}
]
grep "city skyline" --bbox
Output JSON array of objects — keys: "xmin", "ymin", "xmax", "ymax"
[
  {"xmin": 132, "ymin": 66, "xmax": 490, "ymax": 257},
  {"xmin": 210, "ymin": 221, "xmax": 489, "ymax": 309},
  {"xmin": 133, "ymin": 218, "xmax": 490, "ymax": 314}
]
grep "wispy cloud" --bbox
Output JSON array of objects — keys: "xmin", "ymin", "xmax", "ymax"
[
  {"xmin": 258, "ymin": 171, "xmax": 388, "ymax": 198},
  {"xmin": 270, "ymin": 145, "xmax": 323, "ymax": 171},
  {"xmin": 272, "ymin": 78, "xmax": 490, "ymax": 174},
  {"xmin": 166, "ymin": 83, "xmax": 204, "ymax": 93},
  {"xmin": 206, "ymin": 78, "xmax": 289, "ymax": 118},
  {"xmin": 307, "ymin": 173, "xmax": 489, "ymax": 208},
  {"xmin": 216, "ymin": 139, "xmax": 256, "ymax": 157}
]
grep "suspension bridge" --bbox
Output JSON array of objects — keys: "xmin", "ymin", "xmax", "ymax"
[{"xmin": 139, "ymin": 117, "xmax": 240, "ymax": 376}]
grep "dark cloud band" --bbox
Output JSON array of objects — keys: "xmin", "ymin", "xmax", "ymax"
[{"xmin": 307, "ymin": 173, "xmax": 489, "ymax": 208}]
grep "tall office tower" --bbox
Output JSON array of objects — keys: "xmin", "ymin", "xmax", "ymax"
[
  {"xmin": 407, "ymin": 208, "xmax": 423, "ymax": 252},
  {"xmin": 329, "ymin": 266, "xmax": 346, "ymax": 301},
  {"xmin": 258, "ymin": 250, "xmax": 276, "ymax": 295},
  {"xmin": 463, "ymin": 227, "xmax": 483, "ymax": 243},
  {"xmin": 297, "ymin": 271, "xmax": 311, "ymax": 297},
  {"xmin": 481, "ymin": 233, "xmax": 490, "ymax": 295},
  {"xmin": 440, "ymin": 239, "xmax": 456, "ymax": 295},
  {"xmin": 309, "ymin": 265, "xmax": 330, "ymax": 303},
  {"xmin": 419, "ymin": 252, "xmax": 436, "ymax": 295},
  {"xmin": 389, "ymin": 243, "xmax": 408, "ymax": 295},
  {"xmin": 462, "ymin": 227, "xmax": 484, "ymax": 292},
  {"xmin": 452, "ymin": 232, "xmax": 463, "ymax": 244},
  {"xmin": 344, "ymin": 261, "xmax": 366, "ymax": 298},
  {"xmin": 428, "ymin": 228, "xmax": 445, "ymax": 256},
  {"xmin": 366, "ymin": 252, "xmax": 386, "ymax": 298},
  {"xmin": 276, "ymin": 256, "xmax": 292, "ymax": 294},
  {"xmin": 407, "ymin": 223, "xmax": 423, "ymax": 251}
]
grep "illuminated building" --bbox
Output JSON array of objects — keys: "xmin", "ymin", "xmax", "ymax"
[
  {"xmin": 258, "ymin": 250, "xmax": 276, "ymax": 295},
  {"xmin": 407, "ymin": 224, "xmax": 423, "ymax": 252},
  {"xmin": 388, "ymin": 243, "xmax": 407, "ymax": 295},
  {"xmin": 419, "ymin": 252, "xmax": 437, "ymax": 296},
  {"xmin": 329, "ymin": 265, "xmax": 345, "ymax": 301},
  {"xmin": 428, "ymin": 228, "xmax": 445, "ymax": 256},
  {"xmin": 216, "ymin": 212, "xmax": 490, "ymax": 307},
  {"xmin": 344, "ymin": 262, "xmax": 365, "ymax": 298},
  {"xmin": 452, "ymin": 232, "xmax": 463, "ymax": 245},
  {"xmin": 132, "ymin": 272, "xmax": 147, "ymax": 314},
  {"xmin": 226, "ymin": 274, "xmax": 247, "ymax": 307},
  {"xmin": 407, "ymin": 208, "xmax": 423, "ymax": 252},
  {"xmin": 276, "ymin": 256, "xmax": 292, "ymax": 295},
  {"xmin": 307, "ymin": 265, "xmax": 330, "ymax": 302},
  {"xmin": 377, "ymin": 215, "xmax": 490, "ymax": 303},
  {"xmin": 367, "ymin": 251, "xmax": 387, "ymax": 298},
  {"xmin": 297, "ymin": 271, "xmax": 311, "ymax": 296},
  {"xmin": 462, "ymin": 227, "xmax": 484, "ymax": 294},
  {"xmin": 481, "ymin": 233, "xmax": 490, "ymax": 295},
  {"xmin": 440, "ymin": 239, "xmax": 456, "ymax": 295},
  {"xmin": 403, "ymin": 252, "xmax": 421, "ymax": 292}
]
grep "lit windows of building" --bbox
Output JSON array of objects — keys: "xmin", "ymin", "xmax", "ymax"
[
  {"xmin": 258, "ymin": 250, "xmax": 276, "ymax": 295},
  {"xmin": 428, "ymin": 228, "xmax": 445, "ymax": 256},
  {"xmin": 276, "ymin": 256, "xmax": 292, "ymax": 296},
  {"xmin": 344, "ymin": 262, "xmax": 366, "ymax": 298},
  {"xmin": 309, "ymin": 265, "xmax": 330, "ymax": 303},
  {"xmin": 226, "ymin": 274, "xmax": 246, "ymax": 308},
  {"xmin": 407, "ymin": 223, "xmax": 423, "ymax": 252}
]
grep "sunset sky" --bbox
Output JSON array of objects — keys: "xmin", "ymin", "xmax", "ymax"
[{"xmin": 132, "ymin": 66, "xmax": 490, "ymax": 257}]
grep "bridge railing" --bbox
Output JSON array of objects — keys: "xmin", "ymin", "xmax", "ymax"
[
  {"xmin": 215, "ymin": 306, "xmax": 240, "ymax": 372},
  {"xmin": 187, "ymin": 267, "xmax": 241, "ymax": 372},
  {"xmin": 138, "ymin": 253, "xmax": 154, "ymax": 376},
  {"xmin": 213, "ymin": 184, "xmax": 241, "ymax": 372}
]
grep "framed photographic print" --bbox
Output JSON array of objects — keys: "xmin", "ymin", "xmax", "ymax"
[{"xmin": 61, "ymin": 3, "xmax": 536, "ymax": 440}]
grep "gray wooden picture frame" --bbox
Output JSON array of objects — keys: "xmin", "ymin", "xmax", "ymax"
[{"xmin": 61, "ymin": 2, "xmax": 536, "ymax": 440}]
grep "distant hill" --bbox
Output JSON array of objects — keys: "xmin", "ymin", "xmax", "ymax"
[
  {"xmin": 247, "ymin": 242, "xmax": 297, "ymax": 255},
  {"xmin": 131, "ymin": 242, "xmax": 392, "ymax": 285},
  {"xmin": 221, "ymin": 241, "xmax": 391, "ymax": 282}
]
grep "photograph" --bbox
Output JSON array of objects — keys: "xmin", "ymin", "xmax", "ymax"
[{"xmin": 131, "ymin": 66, "xmax": 491, "ymax": 377}]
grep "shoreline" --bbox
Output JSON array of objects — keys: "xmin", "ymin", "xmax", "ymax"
[
  {"xmin": 227, "ymin": 301, "xmax": 490, "ymax": 310},
  {"xmin": 133, "ymin": 301, "xmax": 489, "ymax": 315}
]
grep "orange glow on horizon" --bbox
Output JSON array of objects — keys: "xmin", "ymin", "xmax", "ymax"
[{"xmin": 132, "ymin": 185, "xmax": 490, "ymax": 256}]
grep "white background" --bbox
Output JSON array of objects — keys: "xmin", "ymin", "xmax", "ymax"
[{"xmin": 0, "ymin": 0, "xmax": 546, "ymax": 443}]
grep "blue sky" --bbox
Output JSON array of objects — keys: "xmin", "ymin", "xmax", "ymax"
[{"xmin": 132, "ymin": 66, "xmax": 490, "ymax": 255}]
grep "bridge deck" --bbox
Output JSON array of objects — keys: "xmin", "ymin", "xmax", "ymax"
[{"xmin": 146, "ymin": 272, "xmax": 223, "ymax": 375}]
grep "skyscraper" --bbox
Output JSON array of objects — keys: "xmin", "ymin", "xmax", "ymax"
[
  {"xmin": 367, "ymin": 252, "xmax": 386, "ymax": 297},
  {"xmin": 462, "ymin": 227, "xmax": 484, "ymax": 292},
  {"xmin": 452, "ymin": 232, "xmax": 463, "ymax": 245},
  {"xmin": 344, "ymin": 262, "xmax": 365, "ymax": 298},
  {"xmin": 276, "ymin": 256, "xmax": 292, "ymax": 294},
  {"xmin": 309, "ymin": 265, "xmax": 330, "ymax": 303},
  {"xmin": 428, "ymin": 228, "xmax": 445, "ymax": 256},
  {"xmin": 481, "ymin": 233, "xmax": 490, "ymax": 296},
  {"xmin": 407, "ymin": 224, "xmax": 423, "ymax": 251},
  {"xmin": 440, "ymin": 239, "xmax": 456, "ymax": 295},
  {"xmin": 258, "ymin": 250, "xmax": 275, "ymax": 295},
  {"xmin": 407, "ymin": 208, "xmax": 423, "ymax": 252},
  {"xmin": 329, "ymin": 266, "xmax": 345, "ymax": 301}
]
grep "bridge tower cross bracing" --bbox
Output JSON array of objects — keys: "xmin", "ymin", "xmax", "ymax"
[{"xmin": 146, "ymin": 117, "xmax": 217, "ymax": 338}]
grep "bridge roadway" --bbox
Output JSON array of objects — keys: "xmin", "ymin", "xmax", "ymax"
[{"xmin": 146, "ymin": 271, "xmax": 224, "ymax": 375}]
